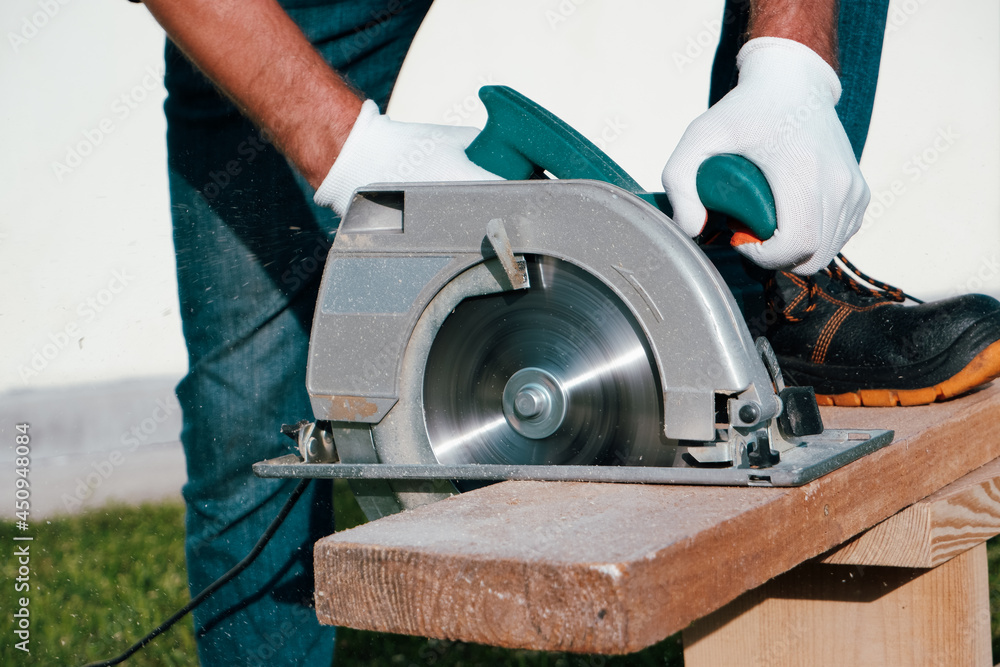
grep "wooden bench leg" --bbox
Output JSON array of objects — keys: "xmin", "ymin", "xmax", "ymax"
[{"xmin": 683, "ymin": 543, "xmax": 992, "ymax": 667}]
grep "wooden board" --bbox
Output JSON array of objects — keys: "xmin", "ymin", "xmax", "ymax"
[
  {"xmin": 684, "ymin": 543, "xmax": 992, "ymax": 667},
  {"xmin": 314, "ymin": 382, "xmax": 1000, "ymax": 654},
  {"xmin": 821, "ymin": 456, "xmax": 1000, "ymax": 568}
]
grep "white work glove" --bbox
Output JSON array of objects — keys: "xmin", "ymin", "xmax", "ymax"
[
  {"xmin": 661, "ymin": 37, "xmax": 870, "ymax": 275},
  {"xmin": 314, "ymin": 99, "xmax": 502, "ymax": 216}
]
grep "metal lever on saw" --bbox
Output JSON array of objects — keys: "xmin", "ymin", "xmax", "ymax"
[{"xmin": 464, "ymin": 85, "xmax": 778, "ymax": 241}]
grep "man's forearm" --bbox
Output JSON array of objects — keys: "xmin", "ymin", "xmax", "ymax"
[
  {"xmin": 749, "ymin": 0, "xmax": 838, "ymax": 70},
  {"xmin": 143, "ymin": 0, "xmax": 363, "ymax": 188}
]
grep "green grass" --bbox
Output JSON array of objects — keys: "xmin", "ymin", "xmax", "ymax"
[
  {"xmin": 2, "ymin": 483, "xmax": 998, "ymax": 665},
  {"xmin": 0, "ymin": 502, "xmax": 195, "ymax": 666}
]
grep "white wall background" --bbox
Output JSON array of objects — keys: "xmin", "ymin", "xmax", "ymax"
[
  {"xmin": 1, "ymin": 1, "xmax": 180, "ymax": 392},
  {"xmin": 1, "ymin": 0, "xmax": 998, "ymax": 395}
]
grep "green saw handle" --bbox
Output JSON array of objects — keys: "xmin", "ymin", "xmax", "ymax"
[
  {"xmin": 696, "ymin": 154, "xmax": 776, "ymax": 241},
  {"xmin": 465, "ymin": 85, "xmax": 777, "ymax": 241},
  {"xmin": 464, "ymin": 85, "xmax": 643, "ymax": 192}
]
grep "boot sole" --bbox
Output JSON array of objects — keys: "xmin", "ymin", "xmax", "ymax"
[{"xmin": 816, "ymin": 339, "xmax": 1000, "ymax": 407}]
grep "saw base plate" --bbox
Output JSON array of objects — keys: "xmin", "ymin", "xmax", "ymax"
[{"xmin": 255, "ymin": 427, "xmax": 893, "ymax": 488}]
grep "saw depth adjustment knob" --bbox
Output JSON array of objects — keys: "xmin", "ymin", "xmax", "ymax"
[{"xmin": 501, "ymin": 368, "xmax": 568, "ymax": 440}]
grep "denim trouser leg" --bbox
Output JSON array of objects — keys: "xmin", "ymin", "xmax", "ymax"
[
  {"xmin": 164, "ymin": 2, "xmax": 432, "ymax": 664},
  {"xmin": 710, "ymin": 0, "xmax": 891, "ymax": 160}
]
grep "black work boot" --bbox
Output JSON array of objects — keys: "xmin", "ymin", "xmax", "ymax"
[{"xmin": 753, "ymin": 255, "xmax": 1000, "ymax": 407}]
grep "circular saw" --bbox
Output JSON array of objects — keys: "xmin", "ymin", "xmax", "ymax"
[{"xmin": 255, "ymin": 86, "xmax": 893, "ymax": 522}]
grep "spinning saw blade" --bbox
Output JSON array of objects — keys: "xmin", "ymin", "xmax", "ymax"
[{"xmin": 423, "ymin": 255, "xmax": 673, "ymax": 468}]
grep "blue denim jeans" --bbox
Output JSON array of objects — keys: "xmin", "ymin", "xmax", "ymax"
[
  {"xmin": 164, "ymin": 2, "xmax": 885, "ymax": 665},
  {"xmin": 164, "ymin": 2, "xmax": 432, "ymax": 665}
]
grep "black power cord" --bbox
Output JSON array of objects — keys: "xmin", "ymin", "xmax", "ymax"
[{"xmin": 82, "ymin": 478, "xmax": 313, "ymax": 667}]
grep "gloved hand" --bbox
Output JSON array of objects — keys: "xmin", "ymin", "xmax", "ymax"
[
  {"xmin": 661, "ymin": 37, "xmax": 870, "ymax": 276},
  {"xmin": 314, "ymin": 100, "xmax": 502, "ymax": 216}
]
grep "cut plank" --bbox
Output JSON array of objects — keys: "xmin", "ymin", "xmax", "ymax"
[
  {"xmin": 821, "ymin": 456, "xmax": 1000, "ymax": 567},
  {"xmin": 314, "ymin": 382, "xmax": 1000, "ymax": 654},
  {"xmin": 683, "ymin": 543, "xmax": 992, "ymax": 667}
]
